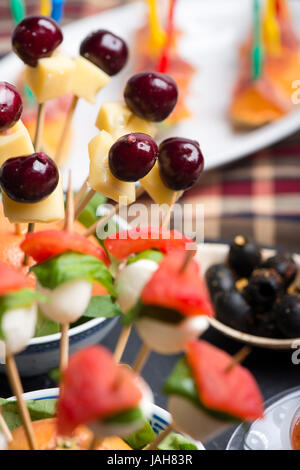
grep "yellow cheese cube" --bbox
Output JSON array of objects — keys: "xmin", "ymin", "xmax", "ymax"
[
  {"xmin": 2, "ymin": 174, "xmax": 65, "ymax": 223},
  {"xmin": 72, "ymin": 56, "xmax": 110, "ymax": 104},
  {"xmin": 88, "ymin": 130, "xmax": 135, "ymax": 205},
  {"xmin": 25, "ymin": 55, "xmax": 75, "ymax": 103},
  {"xmin": 0, "ymin": 121, "xmax": 34, "ymax": 167},
  {"xmin": 140, "ymin": 163, "xmax": 182, "ymax": 205},
  {"xmin": 95, "ymin": 101, "xmax": 156, "ymax": 139}
]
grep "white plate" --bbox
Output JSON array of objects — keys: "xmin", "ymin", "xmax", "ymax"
[{"xmin": 2, "ymin": 0, "xmax": 300, "ymax": 189}]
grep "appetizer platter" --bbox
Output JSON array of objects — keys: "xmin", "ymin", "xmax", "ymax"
[{"xmin": 2, "ymin": 0, "xmax": 300, "ymax": 186}]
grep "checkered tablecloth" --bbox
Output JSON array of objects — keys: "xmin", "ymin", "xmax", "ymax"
[{"xmin": 1, "ymin": 0, "xmax": 300, "ymax": 252}]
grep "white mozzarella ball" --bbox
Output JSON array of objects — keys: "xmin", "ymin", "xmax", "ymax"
[
  {"xmin": 136, "ymin": 316, "xmax": 209, "ymax": 354},
  {"xmin": 116, "ymin": 259, "xmax": 158, "ymax": 313},
  {"xmin": 89, "ymin": 377, "xmax": 153, "ymax": 438},
  {"xmin": 37, "ymin": 278, "xmax": 92, "ymax": 324},
  {"xmin": 2, "ymin": 304, "xmax": 37, "ymax": 355},
  {"xmin": 169, "ymin": 395, "xmax": 232, "ymax": 442}
]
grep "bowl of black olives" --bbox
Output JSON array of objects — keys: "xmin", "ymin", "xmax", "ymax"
[{"xmin": 197, "ymin": 235, "xmax": 300, "ymax": 349}]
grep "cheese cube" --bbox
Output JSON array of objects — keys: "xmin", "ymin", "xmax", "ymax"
[
  {"xmin": 88, "ymin": 130, "xmax": 135, "ymax": 204},
  {"xmin": 2, "ymin": 174, "xmax": 64, "ymax": 223},
  {"xmin": 0, "ymin": 120, "xmax": 34, "ymax": 167},
  {"xmin": 72, "ymin": 56, "xmax": 110, "ymax": 104},
  {"xmin": 25, "ymin": 55, "xmax": 75, "ymax": 103},
  {"xmin": 95, "ymin": 101, "xmax": 156, "ymax": 139},
  {"xmin": 140, "ymin": 163, "xmax": 182, "ymax": 205}
]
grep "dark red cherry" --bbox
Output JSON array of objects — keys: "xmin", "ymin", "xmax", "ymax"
[
  {"xmin": 0, "ymin": 153, "xmax": 59, "ymax": 203},
  {"xmin": 109, "ymin": 133, "xmax": 158, "ymax": 182},
  {"xmin": 80, "ymin": 29, "xmax": 128, "ymax": 76},
  {"xmin": 12, "ymin": 15, "xmax": 63, "ymax": 67},
  {"xmin": 0, "ymin": 82, "xmax": 23, "ymax": 131},
  {"xmin": 158, "ymin": 137, "xmax": 204, "ymax": 190},
  {"xmin": 124, "ymin": 72, "xmax": 178, "ymax": 122}
]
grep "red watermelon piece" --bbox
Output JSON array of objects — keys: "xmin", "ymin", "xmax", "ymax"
[
  {"xmin": 57, "ymin": 345, "xmax": 143, "ymax": 436},
  {"xmin": 186, "ymin": 340, "xmax": 264, "ymax": 421},
  {"xmin": 104, "ymin": 227, "xmax": 193, "ymax": 260},
  {"xmin": 0, "ymin": 262, "xmax": 29, "ymax": 296},
  {"xmin": 142, "ymin": 251, "xmax": 214, "ymax": 317},
  {"xmin": 21, "ymin": 230, "xmax": 109, "ymax": 266}
]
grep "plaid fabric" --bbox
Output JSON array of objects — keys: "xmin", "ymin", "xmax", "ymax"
[{"xmin": 1, "ymin": 0, "xmax": 300, "ymax": 252}]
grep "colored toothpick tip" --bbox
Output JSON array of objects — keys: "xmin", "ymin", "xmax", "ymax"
[
  {"xmin": 51, "ymin": 0, "xmax": 65, "ymax": 24},
  {"xmin": 40, "ymin": 0, "xmax": 52, "ymax": 16},
  {"xmin": 10, "ymin": 0, "xmax": 26, "ymax": 24},
  {"xmin": 252, "ymin": 0, "xmax": 264, "ymax": 80}
]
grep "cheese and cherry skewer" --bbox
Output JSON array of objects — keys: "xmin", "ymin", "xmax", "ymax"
[
  {"xmin": 12, "ymin": 15, "xmax": 66, "ymax": 151},
  {"xmin": 109, "ymin": 227, "xmax": 192, "ymax": 362},
  {"xmin": 148, "ymin": 339, "xmax": 264, "ymax": 449},
  {"xmin": 0, "ymin": 262, "xmax": 46, "ymax": 450},
  {"xmin": 57, "ymin": 345, "xmax": 153, "ymax": 443},
  {"xmin": 55, "ymin": 30, "xmax": 128, "ymax": 165}
]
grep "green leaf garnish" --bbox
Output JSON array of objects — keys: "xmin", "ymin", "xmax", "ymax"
[
  {"xmin": 127, "ymin": 250, "xmax": 164, "ymax": 265},
  {"xmin": 125, "ymin": 419, "xmax": 156, "ymax": 449},
  {"xmin": 82, "ymin": 295, "xmax": 122, "ymax": 319},
  {"xmin": 31, "ymin": 252, "xmax": 116, "ymax": 297},
  {"xmin": 103, "ymin": 407, "xmax": 143, "ymax": 424},
  {"xmin": 0, "ymin": 398, "xmax": 57, "ymax": 430},
  {"xmin": 34, "ymin": 310, "xmax": 60, "ymax": 337},
  {"xmin": 0, "ymin": 289, "xmax": 47, "ymax": 317},
  {"xmin": 157, "ymin": 432, "xmax": 198, "ymax": 450},
  {"xmin": 77, "ymin": 192, "xmax": 107, "ymax": 229}
]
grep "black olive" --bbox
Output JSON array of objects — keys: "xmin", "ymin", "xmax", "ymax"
[
  {"xmin": 252, "ymin": 311, "xmax": 284, "ymax": 338},
  {"xmin": 263, "ymin": 252, "xmax": 297, "ymax": 288},
  {"xmin": 228, "ymin": 235, "xmax": 262, "ymax": 277},
  {"xmin": 205, "ymin": 263, "xmax": 235, "ymax": 301},
  {"xmin": 275, "ymin": 294, "xmax": 300, "ymax": 338},
  {"xmin": 214, "ymin": 290, "xmax": 254, "ymax": 333},
  {"xmin": 244, "ymin": 268, "xmax": 283, "ymax": 312}
]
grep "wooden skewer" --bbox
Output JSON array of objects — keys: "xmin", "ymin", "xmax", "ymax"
[
  {"xmin": 113, "ymin": 326, "xmax": 132, "ymax": 363},
  {"xmin": 178, "ymin": 245, "xmax": 197, "ymax": 274},
  {"xmin": 161, "ymin": 191, "xmax": 177, "ymax": 229},
  {"xmin": 74, "ymin": 189, "xmax": 96, "ymax": 221},
  {"xmin": 85, "ymin": 186, "xmax": 145, "ymax": 238},
  {"xmin": 0, "ymin": 406, "xmax": 13, "ymax": 443},
  {"xmin": 59, "ymin": 323, "xmax": 69, "ymax": 374},
  {"xmin": 5, "ymin": 353, "xmax": 37, "ymax": 450},
  {"xmin": 146, "ymin": 423, "xmax": 173, "ymax": 450},
  {"xmin": 55, "ymin": 96, "xmax": 79, "ymax": 166},
  {"xmin": 132, "ymin": 343, "xmax": 151, "ymax": 374},
  {"xmin": 74, "ymin": 177, "xmax": 89, "ymax": 207},
  {"xmin": 59, "ymin": 172, "xmax": 74, "ymax": 374},
  {"xmin": 14, "ymin": 223, "xmax": 22, "ymax": 236},
  {"xmin": 23, "ymin": 222, "xmax": 35, "ymax": 266},
  {"xmin": 33, "ymin": 103, "xmax": 46, "ymax": 152},
  {"xmin": 226, "ymin": 346, "xmax": 252, "ymax": 372}
]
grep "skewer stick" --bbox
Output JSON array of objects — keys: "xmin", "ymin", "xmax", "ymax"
[
  {"xmin": 226, "ymin": 346, "xmax": 252, "ymax": 372},
  {"xmin": 161, "ymin": 191, "xmax": 177, "ymax": 229},
  {"xmin": 55, "ymin": 96, "xmax": 79, "ymax": 166},
  {"xmin": 74, "ymin": 176, "xmax": 89, "ymax": 207},
  {"xmin": 146, "ymin": 423, "xmax": 173, "ymax": 450},
  {"xmin": 178, "ymin": 245, "xmax": 197, "ymax": 274},
  {"xmin": 85, "ymin": 186, "xmax": 145, "ymax": 238},
  {"xmin": 33, "ymin": 103, "xmax": 46, "ymax": 152},
  {"xmin": 74, "ymin": 189, "xmax": 96, "ymax": 220},
  {"xmin": 132, "ymin": 343, "xmax": 151, "ymax": 374},
  {"xmin": 59, "ymin": 173, "xmax": 74, "ymax": 374},
  {"xmin": 23, "ymin": 222, "xmax": 35, "ymax": 266},
  {"xmin": 5, "ymin": 353, "xmax": 37, "ymax": 450},
  {"xmin": 0, "ymin": 406, "xmax": 13, "ymax": 443},
  {"xmin": 59, "ymin": 323, "xmax": 69, "ymax": 374},
  {"xmin": 14, "ymin": 223, "xmax": 22, "ymax": 236},
  {"xmin": 113, "ymin": 326, "xmax": 132, "ymax": 363}
]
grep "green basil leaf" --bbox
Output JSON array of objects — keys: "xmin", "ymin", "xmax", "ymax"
[
  {"xmin": 127, "ymin": 250, "xmax": 164, "ymax": 265},
  {"xmin": 103, "ymin": 407, "xmax": 143, "ymax": 424},
  {"xmin": 125, "ymin": 419, "xmax": 156, "ymax": 449},
  {"xmin": 31, "ymin": 252, "xmax": 116, "ymax": 297},
  {"xmin": 0, "ymin": 289, "xmax": 47, "ymax": 317},
  {"xmin": 157, "ymin": 432, "xmax": 198, "ymax": 450},
  {"xmin": 34, "ymin": 310, "xmax": 60, "ymax": 337},
  {"xmin": 163, "ymin": 358, "xmax": 238, "ymax": 423},
  {"xmin": 122, "ymin": 300, "xmax": 143, "ymax": 326},
  {"xmin": 83, "ymin": 295, "xmax": 122, "ymax": 319},
  {"xmin": 77, "ymin": 192, "xmax": 106, "ymax": 229},
  {"xmin": 0, "ymin": 398, "xmax": 57, "ymax": 430}
]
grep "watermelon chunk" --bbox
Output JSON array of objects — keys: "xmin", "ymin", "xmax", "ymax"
[
  {"xmin": 142, "ymin": 251, "xmax": 214, "ymax": 317},
  {"xmin": 186, "ymin": 340, "xmax": 264, "ymax": 421},
  {"xmin": 104, "ymin": 227, "xmax": 193, "ymax": 260},
  {"xmin": 0, "ymin": 261, "xmax": 29, "ymax": 296},
  {"xmin": 57, "ymin": 345, "xmax": 143, "ymax": 436},
  {"xmin": 21, "ymin": 230, "xmax": 109, "ymax": 266}
]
